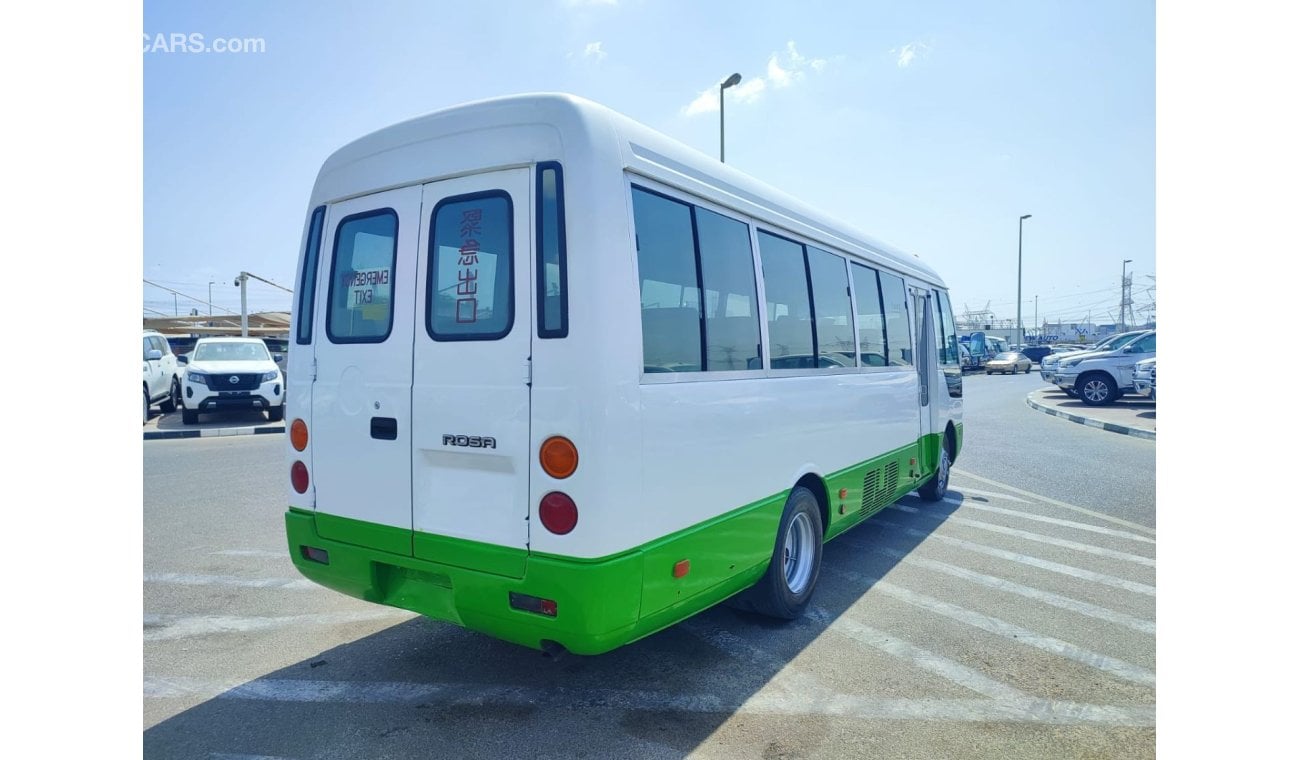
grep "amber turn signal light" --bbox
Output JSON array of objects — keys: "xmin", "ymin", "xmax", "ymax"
[
  {"xmin": 290, "ymin": 419, "xmax": 309, "ymax": 451},
  {"xmin": 539, "ymin": 436, "xmax": 579, "ymax": 479}
]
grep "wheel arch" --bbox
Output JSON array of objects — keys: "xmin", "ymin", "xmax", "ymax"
[
  {"xmin": 792, "ymin": 472, "xmax": 829, "ymax": 538},
  {"xmin": 944, "ymin": 421, "xmax": 959, "ymax": 466}
]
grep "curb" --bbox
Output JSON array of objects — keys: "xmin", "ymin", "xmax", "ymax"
[
  {"xmin": 144, "ymin": 424, "xmax": 284, "ymax": 441},
  {"xmin": 1024, "ymin": 394, "xmax": 1155, "ymax": 440}
]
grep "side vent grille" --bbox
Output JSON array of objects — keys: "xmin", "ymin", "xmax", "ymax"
[{"xmin": 861, "ymin": 461, "xmax": 901, "ymax": 517}]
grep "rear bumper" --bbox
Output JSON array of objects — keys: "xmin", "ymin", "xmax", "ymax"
[{"xmin": 284, "ymin": 509, "xmax": 760, "ymax": 655}]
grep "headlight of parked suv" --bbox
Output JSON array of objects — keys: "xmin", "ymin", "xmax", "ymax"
[
  {"xmin": 187, "ymin": 372, "xmax": 208, "ymax": 386},
  {"xmin": 261, "ymin": 371, "xmax": 279, "ymax": 382},
  {"xmin": 1059, "ymin": 359, "xmax": 1081, "ymax": 369}
]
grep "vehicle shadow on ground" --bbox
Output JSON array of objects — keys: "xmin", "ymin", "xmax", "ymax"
[
  {"xmin": 151, "ymin": 408, "xmax": 276, "ymax": 431},
  {"xmin": 1136, "ymin": 411, "xmax": 1155, "ymax": 420},
  {"xmin": 143, "ymin": 494, "xmax": 963, "ymax": 759}
]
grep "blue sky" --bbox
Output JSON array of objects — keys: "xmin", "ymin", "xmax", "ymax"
[{"xmin": 144, "ymin": 0, "xmax": 1154, "ymax": 329}]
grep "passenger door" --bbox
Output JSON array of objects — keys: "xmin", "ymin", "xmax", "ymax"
[
  {"xmin": 410, "ymin": 169, "xmax": 532, "ymax": 577},
  {"xmin": 310, "ymin": 185, "xmax": 422, "ymax": 555},
  {"xmin": 911, "ymin": 289, "xmax": 937, "ymax": 470}
]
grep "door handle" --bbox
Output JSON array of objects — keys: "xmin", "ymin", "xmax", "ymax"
[{"xmin": 370, "ymin": 417, "xmax": 398, "ymax": 440}]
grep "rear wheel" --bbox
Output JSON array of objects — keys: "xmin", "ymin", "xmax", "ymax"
[
  {"xmin": 142, "ymin": 389, "xmax": 149, "ymax": 425},
  {"xmin": 744, "ymin": 487, "xmax": 823, "ymax": 619}
]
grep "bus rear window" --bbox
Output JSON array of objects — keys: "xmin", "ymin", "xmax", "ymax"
[
  {"xmin": 428, "ymin": 192, "xmax": 514, "ymax": 341},
  {"xmin": 326, "ymin": 209, "xmax": 398, "ymax": 344},
  {"xmin": 295, "ymin": 205, "xmax": 325, "ymax": 345},
  {"xmin": 537, "ymin": 163, "xmax": 568, "ymax": 338}
]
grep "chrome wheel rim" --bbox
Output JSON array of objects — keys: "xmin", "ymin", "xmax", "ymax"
[
  {"xmin": 783, "ymin": 512, "xmax": 816, "ymax": 595},
  {"xmin": 1082, "ymin": 379, "xmax": 1108, "ymax": 402}
]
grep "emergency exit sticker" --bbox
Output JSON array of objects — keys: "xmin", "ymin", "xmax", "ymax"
[{"xmin": 345, "ymin": 268, "xmax": 391, "ymax": 309}]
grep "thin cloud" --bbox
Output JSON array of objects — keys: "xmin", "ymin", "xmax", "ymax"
[
  {"xmin": 681, "ymin": 41, "xmax": 828, "ymax": 116},
  {"xmin": 563, "ymin": 0, "xmax": 617, "ymax": 6},
  {"xmin": 583, "ymin": 41, "xmax": 606, "ymax": 61},
  {"xmin": 893, "ymin": 41, "xmax": 932, "ymax": 68}
]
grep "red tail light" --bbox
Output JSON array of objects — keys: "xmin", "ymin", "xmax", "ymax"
[
  {"xmin": 539, "ymin": 492, "xmax": 578, "ymax": 535},
  {"xmin": 291, "ymin": 461, "xmax": 309, "ymax": 494}
]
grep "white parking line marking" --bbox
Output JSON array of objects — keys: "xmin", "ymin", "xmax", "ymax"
[
  {"xmin": 145, "ymin": 573, "xmax": 318, "ymax": 591},
  {"xmin": 144, "ymin": 677, "xmax": 1155, "ymax": 726},
  {"xmin": 861, "ymin": 520, "xmax": 1156, "ymax": 596},
  {"xmin": 144, "ymin": 610, "xmax": 410, "ymax": 641},
  {"xmin": 828, "ymin": 568, "xmax": 1156, "ymax": 687},
  {"xmin": 889, "ymin": 504, "xmax": 1157, "ymax": 567},
  {"xmin": 932, "ymin": 498, "xmax": 1156, "ymax": 544},
  {"xmin": 680, "ymin": 619, "xmax": 828, "ymax": 696},
  {"xmin": 807, "ymin": 608, "xmax": 1030, "ymax": 701},
  {"xmin": 871, "ymin": 547, "xmax": 1155, "ymax": 635},
  {"xmin": 950, "ymin": 470, "xmax": 1156, "ymax": 536},
  {"xmin": 949, "ymin": 487, "xmax": 1031, "ymax": 504}
]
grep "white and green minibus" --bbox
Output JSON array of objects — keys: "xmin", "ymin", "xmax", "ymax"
[{"xmin": 285, "ymin": 94, "xmax": 963, "ymax": 655}]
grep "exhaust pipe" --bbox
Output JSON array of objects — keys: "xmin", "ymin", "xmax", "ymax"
[{"xmin": 540, "ymin": 639, "xmax": 568, "ymax": 661}]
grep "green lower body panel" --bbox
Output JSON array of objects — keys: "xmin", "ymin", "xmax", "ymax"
[
  {"xmin": 287, "ymin": 508, "xmax": 769, "ymax": 655},
  {"xmin": 285, "ymin": 430, "xmax": 960, "ymax": 655}
]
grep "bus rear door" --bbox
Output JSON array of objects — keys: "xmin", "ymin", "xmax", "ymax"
[
  {"xmin": 410, "ymin": 169, "xmax": 533, "ymax": 578},
  {"xmin": 311, "ymin": 186, "xmax": 423, "ymax": 556}
]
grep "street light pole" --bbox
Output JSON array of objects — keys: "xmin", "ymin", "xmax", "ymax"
[
  {"xmin": 1120, "ymin": 259, "xmax": 1132, "ymax": 332},
  {"xmin": 1017, "ymin": 214, "xmax": 1032, "ymax": 348},
  {"xmin": 719, "ymin": 72, "xmax": 741, "ymax": 163},
  {"xmin": 208, "ymin": 281, "xmax": 215, "ymax": 317}
]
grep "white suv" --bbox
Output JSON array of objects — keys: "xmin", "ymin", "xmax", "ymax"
[
  {"xmin": 179, "ymin": 337, "xmax": 285, "ymax": 424},
  {"xmin": 1051, "ymin": 331, "xmax": 1156, "ymax": 406},
  {"xmin": 143, "ymin": 330, "xmax": 181, "ymax": 424}
]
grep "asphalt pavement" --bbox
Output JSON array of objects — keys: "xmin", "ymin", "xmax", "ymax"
[{"xmin": 143, "ymin": 385, "xmax": 1157, "ymax": 758}]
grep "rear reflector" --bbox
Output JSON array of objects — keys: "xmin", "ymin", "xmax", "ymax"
[
  {"xmin": 673, "ymin": 559, "xmax": 691, "ymax": 578},
  {"xmin": 301, "ymin": 546, "xmax": 329, "ymax": 564},
  {"xmin": 291, "ymin": 461, "xmax": 309, "ymax": 494},
  {"xmin": 539, "ymin": 436, "xmax": 579, "ymax": 479},
  {"xmin": 509, "ymin": 591, "xmax": 558, "ymax": 617},
  {"xmin": 290, "ymin": 419, "xmax": 309, "ymax": 451},
  {"xmin": 539, "ymin": 492, "xmax": 578, "ymax": 535}
]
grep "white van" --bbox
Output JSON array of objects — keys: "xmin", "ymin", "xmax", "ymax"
[{"xmin": 285, "ymin": 94, "xmax": 963, "ymax": 655}]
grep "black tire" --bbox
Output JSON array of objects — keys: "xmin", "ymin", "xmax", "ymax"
[
  {"xmin": 267, "ymin": 404, "xmax": 285, "ymax": 422},
  {"xmin": 143, "ymin": 389, "xmax": 149, "ymax": 425},
  {"xmin": 1063, "ymin": 388, "xmax": 1079, "ymax": 399},
  {"xmin": 160, "ymin": 377, "xmax": 179, "ymax": 413},
  {"xmin": 918, "ymin": 434, "xmax": 952, "ymax": 502},
  {"xmin": 181, "ymin": 408, "xmax": 199, "ymax": 425},
  {"xmin": 744, "ymin": 487, "xmax": 824, "ymax": 620},
  {"xmin": 1077, "ymin": 372, "xmax": 1118, "ymax": 406}
]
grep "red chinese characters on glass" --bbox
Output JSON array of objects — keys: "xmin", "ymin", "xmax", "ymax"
[{"xmin": 456, "ymin": 209, "xmax": 482, "ymax": 322}]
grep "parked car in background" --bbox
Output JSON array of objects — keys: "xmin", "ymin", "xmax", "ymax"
[
  {"xmin": 1050, "ymin": 331, "xmax": 1156, "ymax": 406},
  {"xmin": 985, "ymin": 352, "xmax": 1032, "ymax": 375},
  {"xmin": 1134, "ymin": 357, "xmax": 1156, "ymax": 402},
  {"xmin": 1039, "ymin": 330, "xmax": 1149, "ymax": 394},
  {"xmin": 143, "ymin": 330, "xmax": 181, "ymax": 424},
  {"xmin": 262, "ymin": 337, "xmax": 289, "ymax": 377},
  {"xmin": 178, "ymin": 337, "xmax": 285, "ymax": 424},
  {"xmin": 1018, "ymin": 345, "xmax": 1053, "ymax": 364}
]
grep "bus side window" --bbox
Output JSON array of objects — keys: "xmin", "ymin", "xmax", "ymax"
[
  {"xmin": 695, "ymin": 207, "xmax": 760, "ymax": 371},
  {"xmin": 851, "ymin": 263, "xmax": 887, "ymax": 366},
  {"xmin": 632, "ymin": 188, "xmax": 702, "ymax": 372},
  {"xmin": 757, "ymin": 231, "xmax": 814, "ymax": 367},
  {"xmin": 878, "ymin": 271, "xmax": 912, "ymax": 366}
]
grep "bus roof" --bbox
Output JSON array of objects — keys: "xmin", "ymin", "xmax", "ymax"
[{"xmin": 314, "ymin": 93, "xmax": 944, "ymax": 286}]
